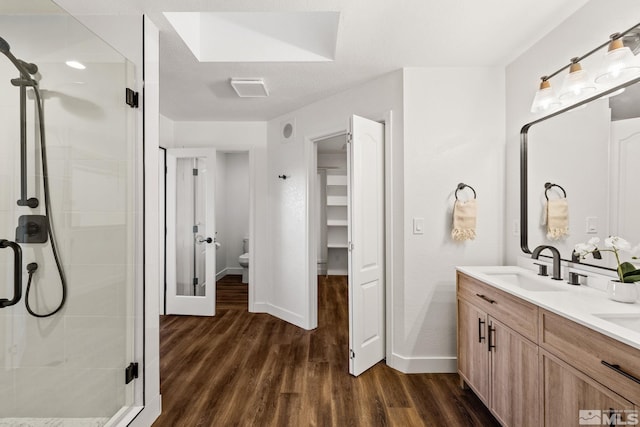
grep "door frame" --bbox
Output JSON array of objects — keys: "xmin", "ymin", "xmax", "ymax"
[
  {"xmin": 305, "ymin": 111, "xmax": 394, "ymax": 361},
  {"xmin": 160, "ymin": 146, "xmax": 258, "ymax": 314}
]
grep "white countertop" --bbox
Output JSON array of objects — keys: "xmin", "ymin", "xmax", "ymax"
[{"xmin": 456, "ymin": 265, "xmax": 640, "ymax": 351}]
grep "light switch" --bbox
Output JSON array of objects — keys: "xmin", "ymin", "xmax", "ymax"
[
  {"xmin": 413, "ymin": 217, "xmax": 424, "ymax": 235},
  {"xmin": 586, "ymin": 217, "xmax": 598, "ymax": 234}
]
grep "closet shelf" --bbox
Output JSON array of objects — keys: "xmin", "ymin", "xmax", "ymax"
[
  {"xmin": 327, "ymin": 243, "xmax": 349, "ymax": 249},
  {"xmin": 327, "ymin": 219, "xmax": 348, "ymax": 226},
  {"xmin": 327, "ymin": 196, "xmax": 348, "ymax": 206},
  {"xmin": 326, "ymin": 175, "xmax": 348, "ymax": 186}
]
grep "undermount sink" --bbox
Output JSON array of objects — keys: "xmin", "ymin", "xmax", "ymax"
[
  {"xmin": 593, "ymin": 314, "xmax": 640, "ymax": 334},
  {"xmin": 485, "ymin": 272, "xmax": 567, "ymax": 292}
]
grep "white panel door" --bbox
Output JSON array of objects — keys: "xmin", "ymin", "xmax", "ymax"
[
  {"xmin": 348, "ymin": 115, "xmax": 385, "ymax": 376},
  {"xmin": 166, "ymin": 148, "xmax": 216, "ymax": 316}
]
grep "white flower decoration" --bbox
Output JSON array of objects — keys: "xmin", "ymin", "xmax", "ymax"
[{"xmin": 605, "ymin": 236, "xmax": 631, "ymax": 252}]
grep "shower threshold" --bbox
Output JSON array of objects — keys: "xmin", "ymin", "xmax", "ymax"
[{"xmin": 0, "ymin": 418, "xmax": 109, "ymax": 427}]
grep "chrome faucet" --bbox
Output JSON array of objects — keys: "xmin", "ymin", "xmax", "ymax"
[{"xmin": 531, "ymin": 245, "xmax": 562, "ymax": 280}]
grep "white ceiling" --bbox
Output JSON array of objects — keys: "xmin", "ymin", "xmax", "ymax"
[{"xmin": 52, "ymin": 0, "xmax": 589, "ymax": 121}]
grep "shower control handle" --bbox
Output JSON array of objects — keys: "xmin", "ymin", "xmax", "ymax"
[{"xmin": 0, "ymin": 239, "xmax": 22, "ymax": 308}]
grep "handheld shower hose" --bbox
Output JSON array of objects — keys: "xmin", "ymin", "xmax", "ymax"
[{"xmin": 1, "ymin": 35, "xmax": 67, "ymax": 317}]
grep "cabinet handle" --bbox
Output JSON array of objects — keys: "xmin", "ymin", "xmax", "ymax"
[
  {"xmin": 478, "ymin": 318, "xmax": 485, "ymax": 343},
  {"xmin": 475, "ymin": 293, "xmax": 496, "ymax": 304},
  {"xmin": 487, "ymin": 323, "xmax": 496, "ymax": 352},
  {"xmin": 601, "ymin": 360, "xmax": 640, "ymax": 385}
]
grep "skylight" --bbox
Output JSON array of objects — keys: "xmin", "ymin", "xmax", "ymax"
[{"xmin": 164, "ymin": 11, "xmax": 340, "ymax": 62}]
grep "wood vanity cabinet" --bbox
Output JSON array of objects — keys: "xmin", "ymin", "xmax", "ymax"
[
  {"xmin": 541, "ymin": 350, "xmax": 635, "ymax": 426},
  {"xmin": 457, "ymin": 272, "xmax": 539, "ymax": 427},
  {"xmin": 457, "ymin": 271, "xmax": 640, "ymax": 427}
]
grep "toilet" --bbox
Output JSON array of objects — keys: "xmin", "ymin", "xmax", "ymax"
[{"xmin": 238, "ymin": 238, "xmax": 249, "ymax": 284}]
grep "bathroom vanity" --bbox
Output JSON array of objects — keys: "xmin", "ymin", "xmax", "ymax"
[{"xmin": 456, "ymin": 266, "xmax": 640, "ymax": 427}]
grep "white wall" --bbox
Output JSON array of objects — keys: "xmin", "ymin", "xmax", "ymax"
[
  {"xmin": 224, "ymin": 153, "xmax": 250, "ymax": 270},
  {"xmin": 400, "ymin": 67, "xmax": 505, "ymax": 372},
  {"xmin": 267, "ymin": 67, "xmax": 504, "ymax": 372},
  {"xmin": 168, "ymin": 121, "xmax": 268, "ymax": 308},
  {"xmin": 267, "ymin": 70, "xmax": 405, "ymax": 330},
  {"xmin": 505, "ymin": 0, "xmax": 640, "ymax": 265}
]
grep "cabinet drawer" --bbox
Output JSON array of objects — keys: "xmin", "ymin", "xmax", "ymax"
[
  {"xmin": 540, "ymin": 309, "xmax": 640, "ymax": 405},
  {"xmin": 457, "ymin": 272, "xmax": 538, "ymax": 342}
]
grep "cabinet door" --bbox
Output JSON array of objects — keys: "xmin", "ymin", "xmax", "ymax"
[
  {"xmin": 542, "ymin": 350, "xmax": 636, "ymax": 427},
  {"xmin": 457, "ymin": 298, "xmax": 489, "ymax": 404},
  {"xmin": 490, "ymin": 318, "xmax": 539, "ymax": 427}
]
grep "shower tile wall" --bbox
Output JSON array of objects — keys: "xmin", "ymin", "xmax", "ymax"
[{"xmin": 0, "ymin": 14, "xmax": 136, "ymax": 419}]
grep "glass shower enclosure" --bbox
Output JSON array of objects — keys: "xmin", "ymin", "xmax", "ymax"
[{"xmin": 0, "ymin": 1, "xmax": 140, "ymax": 425}]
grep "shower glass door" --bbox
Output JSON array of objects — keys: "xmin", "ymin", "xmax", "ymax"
[{"xmin": 0, "ymin": 1, "xmax": 139, "ymax": 425}]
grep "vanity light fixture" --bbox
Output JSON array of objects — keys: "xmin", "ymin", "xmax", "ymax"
[
  {"xmin": 530, "ymin": 76, "xmax": 561, "ymax": 113},
  {"xmin": 594, "ymin": 33, "xmax": 640, "ymax": 84},
  {"xmin": 529, "ymin": 21, "xmax": 640, "ymax": 114},
  {"xmin": 558, "ymin": 58, "xmax": 596, "ymax": 101}
]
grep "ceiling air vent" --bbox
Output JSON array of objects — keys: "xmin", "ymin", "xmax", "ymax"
[{"xmin": 230, "ymin": 78, "xmax": 269, "ymax": 97}]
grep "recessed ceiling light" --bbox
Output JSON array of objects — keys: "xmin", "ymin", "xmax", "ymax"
[
  {"xmin": 230, "ymin": 78, "xmax": 269, "ymax": 97},
  {"xmin": 65, "ymin": 60, "xmax": 86, "ymax": 70}
]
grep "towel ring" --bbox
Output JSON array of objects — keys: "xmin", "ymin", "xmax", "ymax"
[
  {"xmin": 455, "ymin": 183, "xmax": 476, "ymax": 200},
  {"xmin": 544, "ymin": 182, "xmax": 566, "ymax": 200}
]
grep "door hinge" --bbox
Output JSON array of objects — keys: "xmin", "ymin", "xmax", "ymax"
[
  {"xmin": 193, "ymin": 168, "xmax": 198, "ymax": 176},
  {"xmin": 347, "ymin": 133, "xmax": 353, "ymax": 143},
  {"xmin": 348, "ymin": 241, "xmax": 354, "ymax": 251},
  {"xmin": 349, "ymin": 349, "xmax": 355, "ymax": 360},
  {"xmin": 193, "ymin": 277, "xmax": 199, "ymax": 286},
  {"xmin": 125, "ymin": 362, "xmax": 139, "ymax": 384},
  {"xmin": 125, "ymin": 88, "xmax": 139, "ymax": 108}
]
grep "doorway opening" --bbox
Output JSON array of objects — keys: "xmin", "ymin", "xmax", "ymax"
[
  {"xmin": 214, "ymin": 151, "xmax": 250, "ymax": 312},
  {"xmin": 309, "ymin": 115, "xmax": 387, "ymax": 377},
  {"xmin": 316, "ymin": 133, "xmax": 349, "ymax": 277}
]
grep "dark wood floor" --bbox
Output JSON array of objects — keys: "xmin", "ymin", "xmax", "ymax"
[
  {"xmin": 216, "ymin": 274, "xmax": 248, "ymax": 310},
  {"xmin": 154, "ymin": 275, "xmax": 499, "ymax": 426}
]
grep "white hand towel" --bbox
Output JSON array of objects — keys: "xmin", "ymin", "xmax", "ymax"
[
  {"xmin": 546, "ymin": 198, "xmax": 569, "ymax": 240},
  {"xmin": 452, "ymin": 199, "xmax": 477, "ymax": 241}
]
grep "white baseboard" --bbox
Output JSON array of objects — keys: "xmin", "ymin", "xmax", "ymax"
[
  {"xmin": 387, "ymin": 353, "xmax": 457, "ymax": 374},
  {"xmin": 216, "ymin": 267, "xmax": 244, "ymax": 281},
  {"xmin": 251, "ymin": 302, "xmax": 269, "ymax": 313},
  {"xmin": 265, "ymin": 303, "xmax": 309, "ymax": 330}
]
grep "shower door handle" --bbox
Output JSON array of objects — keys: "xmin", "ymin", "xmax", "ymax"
[{"xmin": 0, "ymin": 239, "xmax": 22, "ymax": 308}]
